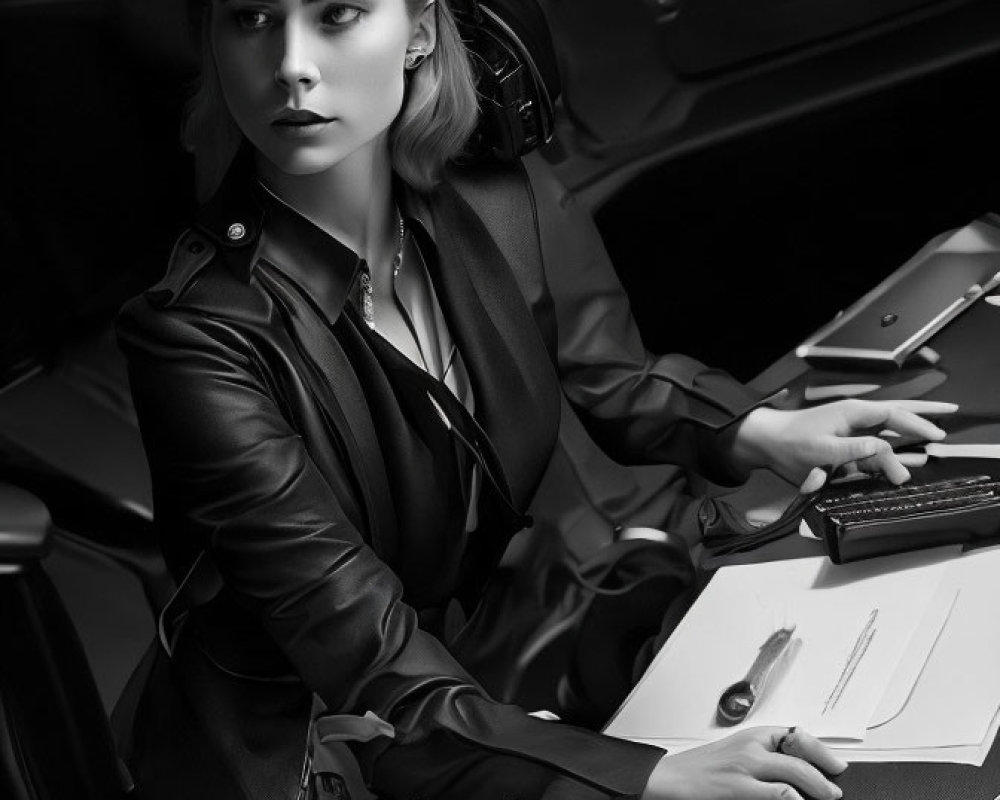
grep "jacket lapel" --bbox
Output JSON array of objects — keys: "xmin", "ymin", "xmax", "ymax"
[
  {"xmin": 426, "ymin": 183, "xmax": 561, "ymax": 510},
  {"xmin": 254, "ymin": 265, "xmax": 399, "ymax": 562}
]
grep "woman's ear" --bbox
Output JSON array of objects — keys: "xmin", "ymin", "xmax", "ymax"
[{"xmin": 406, "ymin": 1, "xmax": 437, "ymax": 66}]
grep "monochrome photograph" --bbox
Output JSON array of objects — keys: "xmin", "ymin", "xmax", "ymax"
[{"xmin": 2, "ymin": 1, "xmax": 1000, "ymax": 798}]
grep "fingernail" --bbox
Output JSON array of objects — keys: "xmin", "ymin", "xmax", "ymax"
[
  {"xmin": 831, "ymin": 786, "xmax": 844, "ymax": 799},
  {"xmin": 834, "ymin": 756, "xmax": 849, "ymax": 772},
  {"xmin": 799, "ymin": 466, "xmax": 830, "ymax": 494},
  {"xmin": 930, "ymin": 426, "xmax": 947, "ymax": 439}
]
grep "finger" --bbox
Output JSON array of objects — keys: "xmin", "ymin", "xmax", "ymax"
[
  {"xmin": 779, "ymin": 727, "xmax": 850, "ymax": 776},
  {"xmin": 828, "ymin": 434, "xmax": 888, "ymax": 465},
  {"xmin": 757, "ymin": 755, "xmax": 841, "ymax": 800},
  {"xmin": 751, "ymin": 726, "xmax": 808, "ymax": 755},
  {"xmin": 897, "ymin": 451, "xmax": 929, "ymax": 468},
  {"xmin": 799, "ymin": 466, "xmax": 829, "ymax": 494},
  {"xmin": 881, "ymin": 400, "xmax": 959, "ymax": 416},
  {"xmin": 747, "ymin": 783, "xmax": 805, "ymax": 800},
  {"xmin": 822, "ymin": 462, "xmax": 865, "ymax": 482},
  {"xmin": 836, "ymin": 400, "xmax": 957, "ymax": 431},
  {"xmin": 856, "ymin": 451, "xmax": 911, "ymax": 484},
  {"xmin": 832, "ymin": 437, "xmax": 910, "ymax": 484},
  {"xmin": 836, "ymin": 461, "xmax": 864, "ymax": 479},
  {"xmin": 878, "ymin": 408, "xmax": 947, "ymax": 441}
]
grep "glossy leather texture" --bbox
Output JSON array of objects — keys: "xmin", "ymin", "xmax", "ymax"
[{"xmin": 114, "ymin": 153, "xmax": 762, "ymax": 799}]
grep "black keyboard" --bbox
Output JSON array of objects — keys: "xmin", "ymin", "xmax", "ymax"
[{"xmin": 805, "ymin": 475, "xmax": 1000, "ymax": 564}]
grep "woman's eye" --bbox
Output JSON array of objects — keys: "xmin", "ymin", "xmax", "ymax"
[
  {"xmin": 234, "ymin": 9, "xmax": 271, "ymax": 31},
  {"xmin": 321, "ymin": 5, "xmax": 362, "ymax": 26}
]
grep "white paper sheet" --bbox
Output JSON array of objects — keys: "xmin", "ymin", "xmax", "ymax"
[
  {"xmin": 868, "ymin": 585, "xmax": 960, "ymax": 727},
  {"xmin": 835, "ymin": 705, "xmax": 1000, "ymax": 766},
  {"xmin": 835, "ymin": 544, "xmax": 1000, "ymax": 755},
  {"xmin": 605, "ymin": 549, "xmax": 954, "ymax": 743},
  {"xmin": 619, "ymin": 695, "xmax": 1000, "ymax": 766}
]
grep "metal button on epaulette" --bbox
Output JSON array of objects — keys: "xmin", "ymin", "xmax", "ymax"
[
  {"xmin": 227, "ymin": 223, "xmax": 246, "ymax": 242},
  {"xmin": 188, "ymin": 240, "xmax": 205, "ymax": 254}
]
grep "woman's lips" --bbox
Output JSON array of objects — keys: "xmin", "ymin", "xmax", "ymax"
[
  {"xmin": 272, "ymin": 121, "xmax": 332, "ymax": 139},
  {"xmin": 271, "ymin": 111, "xmax": 335, "ymax": 139}
]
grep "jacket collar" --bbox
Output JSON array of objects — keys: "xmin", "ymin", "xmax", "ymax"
[{"xmin": 194, "ymin": 147, "xmax": 437, "ymax": 326}]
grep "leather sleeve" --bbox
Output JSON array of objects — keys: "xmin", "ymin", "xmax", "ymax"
[
  {"xmin": 116, "ymin": 298, "xmax": 664, "ymax": 800},
  {"xmin": 523, "ymin": 155, "xmax": 768, "ymax": 484}
]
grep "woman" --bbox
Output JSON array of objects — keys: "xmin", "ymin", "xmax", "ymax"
[{"xmin": 115, "ymin": 0, "xmax": 956, "ymax": 798}]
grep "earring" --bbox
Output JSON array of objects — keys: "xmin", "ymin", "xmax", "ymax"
[{"xmin": 405, "ymin": 49, "xmax": 428, "ymax": 70}]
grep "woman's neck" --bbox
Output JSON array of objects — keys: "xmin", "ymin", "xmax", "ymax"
[{"xmin": 255, "ymin": 139, "xmax": 398, "ymax": 281}]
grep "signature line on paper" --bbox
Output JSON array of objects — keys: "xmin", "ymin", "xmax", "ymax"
[{"xmin": 823, "ymin": 608, "xmax": 879, "ymax": 714}]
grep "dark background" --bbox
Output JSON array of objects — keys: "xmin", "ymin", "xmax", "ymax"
[
  {"xmin": 594, "ymin": 55, "xmax": 1000, "ymax": 379},
  {"xmin": 1, "ymin": 0, "xmax": 999, "ymax": 384},
  {"xmin": 0, "ymin": 1, "xmax": 196, "ymax": 384}
]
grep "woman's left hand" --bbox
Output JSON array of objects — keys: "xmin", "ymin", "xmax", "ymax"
[{"xmin": 728, "ymin": 399, "xmax": 960, "ymax": 493}]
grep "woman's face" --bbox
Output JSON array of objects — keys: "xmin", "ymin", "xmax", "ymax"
[{"xmin": 211, "ymin": 0, "xmax": 422, "ymax": 175}]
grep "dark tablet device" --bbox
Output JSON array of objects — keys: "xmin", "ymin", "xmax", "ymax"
[{"xmin": 796, "ymin": 214, "xmax": 1000, "ymax": 370}]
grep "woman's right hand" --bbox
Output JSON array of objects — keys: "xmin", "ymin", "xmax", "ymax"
[{"xmin": 640, "ymin": 727, "xmax": 848, "ymax": 800}]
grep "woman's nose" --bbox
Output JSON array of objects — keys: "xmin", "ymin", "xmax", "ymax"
[{"xmin": 273, "ymin": 22, "xmax": 321, "ymax": 91}]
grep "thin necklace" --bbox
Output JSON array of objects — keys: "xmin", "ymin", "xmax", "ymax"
[{"xmin": 360, "ymin": 211, "xmax": 405, "ymax": 330}]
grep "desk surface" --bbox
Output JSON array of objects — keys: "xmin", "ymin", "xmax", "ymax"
[{"xmin": 712, "ymin": 296, "xmax": 1000, "ymax": 799}]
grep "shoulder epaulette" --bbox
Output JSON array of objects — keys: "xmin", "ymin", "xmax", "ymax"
[{"xmin": 144, "ymin": 229, "xmax": 217, "ymax": 309}]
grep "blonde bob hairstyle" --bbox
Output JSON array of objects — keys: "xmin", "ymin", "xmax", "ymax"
[{"xmin": 182, "ymin": 0, "xmax": 480, "ymax": 201}]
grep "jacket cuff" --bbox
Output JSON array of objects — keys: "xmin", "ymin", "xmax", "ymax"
[
  {"xmin": 692, "ymin": 387, "xmax": 787, "ymax": 487},
  {"xmin": 541, "ymin": 774, "xmax": 643, "ymax": 799},
  {"xmin": 676, "ymin": 369, "xmax": 769, "ymax": 431}
]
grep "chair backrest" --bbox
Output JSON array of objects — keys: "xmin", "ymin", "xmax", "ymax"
[{"xmin": 0, "ymin": 482, "xmax": 131, "ymax": 800}]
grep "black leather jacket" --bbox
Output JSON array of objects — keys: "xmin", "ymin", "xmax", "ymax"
[{"xmin": 115, "ymin": 152, "xmax": 765, "ymax": 800}]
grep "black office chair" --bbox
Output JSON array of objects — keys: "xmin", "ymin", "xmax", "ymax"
[
  {"xmin": 0, "ymin": 0, "xmax": 182, "ymax": 727},
  {"xmin": 0, "ymin": 482, "xmax": 134, "ymax": 799}
]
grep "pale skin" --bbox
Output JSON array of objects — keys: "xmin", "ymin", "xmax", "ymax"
[
  {"xmin": 211, "ymin": 0, "xmax": 436, "ymax": 363},
  {"xmin": 728, "ymin": 399, "xmax": 959, "ymax": 493},
  {"xmin": 208, "ymin": 1, "xmax": 958, "ymax": 797}
]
